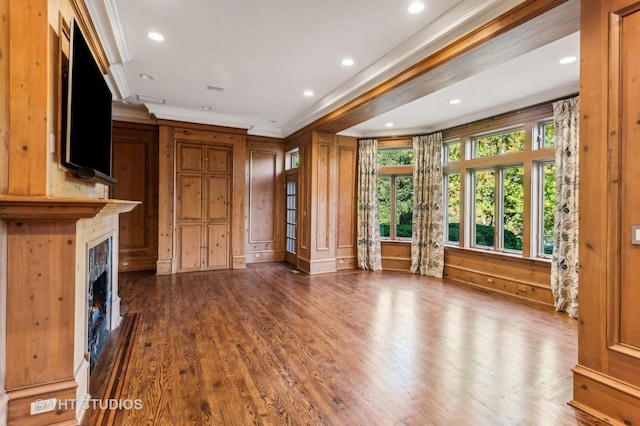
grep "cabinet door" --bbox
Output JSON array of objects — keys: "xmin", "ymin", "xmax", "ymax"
[
  {"xmin": 205, "ymin": 146, "xmax": 231, "ymax": 174},
  {"xmin": 177, "ymin": 174, "xmax": 203, "ymax": 221},
  {"xmin": 206, "ymin": 223, "xmax": 229, "ymax": 269},
  {"xmin": 178, "ymin": 143, "xmax": 204, "ymax": 173},
  {"xmin": 177, "ymin": 223, "xmax": 203, "ymax": 272},
  {"xmin": 206, "ymin": 175, "xmax": 230, "ymax": 221}
]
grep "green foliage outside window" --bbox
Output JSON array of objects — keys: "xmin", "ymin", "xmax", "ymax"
[
  {"xmin": 377, "ymin": 175, "xmax": 413, "ymax": 239},
  {"xmin": 474, "ymin": 130, "xmax": 525, "ymax": 157},
  {"xmin": 377, "ymin": 149, "xmax": 413, "ymax": 166}
]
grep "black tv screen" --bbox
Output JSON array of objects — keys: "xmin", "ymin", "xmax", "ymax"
[{"xmin": 63, "ymin": 19, "xmax": 116, "ymax": 186}]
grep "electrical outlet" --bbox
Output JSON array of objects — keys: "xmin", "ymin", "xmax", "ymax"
[{"xmin": 31, "ymin": 398, "xmax": 57, "ymax": 415}]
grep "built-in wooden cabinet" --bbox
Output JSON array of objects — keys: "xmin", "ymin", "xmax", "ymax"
[
  {"xmin": 111, "ymin": 121, "xmax": 159, "ymax": 272},
  {"xmin": 176, "ymin": 142, "xmax": 232, "ymax": 272},
  {"xmin": 157, "ymin": 121, "xmax": 246, "ymax": 274}
]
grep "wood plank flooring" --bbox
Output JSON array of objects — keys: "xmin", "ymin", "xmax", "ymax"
[{"xmin": 85, "ymin": 262, "xmax": 604, "ymax": 425}]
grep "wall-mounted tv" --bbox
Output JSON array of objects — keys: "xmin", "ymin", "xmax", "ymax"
[{"xmin": 61, "ymin": 18, "xmax": 117, "ymax": 186}]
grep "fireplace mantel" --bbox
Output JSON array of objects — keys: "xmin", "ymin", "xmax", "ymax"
[
  {"xmin": 0, "ymin": 196, "xmax": 139, "ymax": 220},
  {"xmin": 1, "ymin": 195, "xmax": 138, "ymax": 425}
]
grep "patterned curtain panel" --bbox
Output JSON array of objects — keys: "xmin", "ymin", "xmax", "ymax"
[
  {"xmin": 551, "ymin": 96, "xmax": 580, "ymax": 318},
  {"xmin": 356, "ymin": 139, "xmax": 382, "ymax": 271},
  {"xmin": 410, "ymin": 132, "xmax": 444, "ymax": 277}
]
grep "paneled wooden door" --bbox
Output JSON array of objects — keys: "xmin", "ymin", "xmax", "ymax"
[{"xmin": 176, "ymin": 141, "xmax": 232, "ymax": 272}]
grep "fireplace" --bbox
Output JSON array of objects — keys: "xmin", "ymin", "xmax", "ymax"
[{"xmin": 87, "ymin": 237, "xmax": 112, "ymax": 372}]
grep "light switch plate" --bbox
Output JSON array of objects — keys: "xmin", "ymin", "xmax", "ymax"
[{"xmin": 632, "ymin": 225, "xmax": 640, "ymax": 245}]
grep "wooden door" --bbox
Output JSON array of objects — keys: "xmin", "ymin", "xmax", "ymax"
[{"xmin": 176, "ymin": 142, "xmax": 232, "ymax": 272}]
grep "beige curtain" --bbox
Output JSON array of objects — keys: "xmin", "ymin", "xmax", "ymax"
[
  {"xmin": 551, "ymin": 96, "xmax": 579, "ymax": 318},
  {"xmin": 410, "ymin": 132, "xmax": 444, "ymax": 277},
  {"xmin": 356, "ymin": 139, "xmax": 382, "ymax": 271}
]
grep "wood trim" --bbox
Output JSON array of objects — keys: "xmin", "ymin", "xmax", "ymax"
[
  {"xmin": 0, "ymin": 196, "xmax": 138, "ymax": 221},
  {"xmin": 69, "ymin": 0, "xmax": 110, "ymax": 74},
  {"xmin": 157, "ymin": 119, "xmax": 248, "ymax": 136},
  {"xmin": 571, "ymin": 365, "xmax": 640, "ymax": 425}
]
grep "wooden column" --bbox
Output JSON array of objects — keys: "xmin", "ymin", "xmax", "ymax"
[{"xmin": 573, "ymin": 0, "xmax": 640, "ymax": 422}]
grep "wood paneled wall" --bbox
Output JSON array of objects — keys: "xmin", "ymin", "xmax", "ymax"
[
  {"xmin": 111, "ymin": 122, "xmax": 159, "ymax": 271},
  {"xmin": 572, "ymin": 1, "xmax": 640, "ymax": 422},
  {"xmin": 245, "ymin": 135, "xmax": 285, "ymax": 263},
  {"xmin": 380, "ymin": 243, "xmax": 553, "ymax": 306},
  {"xmin": 156, "ymin": 121, "xmax": 246, "ymax": 274},
  {"xmin": 335, "ymin": 136, "xmax": 357, "ymax": 269}
]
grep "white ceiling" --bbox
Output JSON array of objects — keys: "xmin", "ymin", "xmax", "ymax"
[{"xmin": 88, "ymin": 0, "xmax": 579, "ymax": 138}]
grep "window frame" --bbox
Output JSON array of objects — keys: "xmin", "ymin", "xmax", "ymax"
[
  {"xmin": 377, "ymin": 141, "xmax": 414, "ymax": 242},
  {"xmin": 442, "ymin": 102, "xmax": 556, "ymax": 260}
]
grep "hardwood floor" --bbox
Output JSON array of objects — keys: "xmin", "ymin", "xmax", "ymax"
[{"xmin": 85, "ymin": 262, "xmax": 604, "ymax": 425}]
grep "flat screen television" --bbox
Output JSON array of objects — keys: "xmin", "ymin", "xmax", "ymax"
[{"xmin": 61, "ymin": 18, "xmax": 117, "ymax": 186}]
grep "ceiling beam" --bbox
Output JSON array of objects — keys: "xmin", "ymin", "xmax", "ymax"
[{"xmin": 287, "ymin": 0, "xmax": 579, "ymax": 140}]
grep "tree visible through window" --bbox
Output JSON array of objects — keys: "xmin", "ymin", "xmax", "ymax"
[
  {"xmin": 377, "ymin": 148, "xmax": 413, "ymax": 240},
  {"xmin": 442, "ymin": 107, "xmax": 557, "ymax": 259}
]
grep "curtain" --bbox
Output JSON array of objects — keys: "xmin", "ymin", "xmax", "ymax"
[
  {"xmin": 356, "ymin": 139, "xmax": 382, "ymax": 271},
  {"xmin": 551, "ymin": 96, "xmax": 580, "ymax": 318},
  {"xmin": 410, "ymin": 132, "xmax": 444, "ymax": 277}
]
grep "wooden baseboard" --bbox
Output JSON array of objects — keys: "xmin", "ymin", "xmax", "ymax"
[
  {"xmin": 245, "ymin": 250, "xmax": 285, "ymax": 264},
  {"xmin": 6, "ymin": 379, "xmax": 78, "ymax": 425},
  {"xmin": 571, "ymin": 364, "xmax": 640, "ymax": 425}
]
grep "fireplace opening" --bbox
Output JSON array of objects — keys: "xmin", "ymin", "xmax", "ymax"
[{"xmin": 87, "ymin": 238, "xmax": 112, "ymax": 372}]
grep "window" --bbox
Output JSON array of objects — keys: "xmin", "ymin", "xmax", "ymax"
[
  {"xmin": 285, "ymin": 179, "xmax": 297, "ymax": 254},
  {"xmin": 377, "ymin": 148, "xmax": 413, "ymax": 166},
  {"xmin": 473, "ymin": 170, "xmax": 495, "ymax": 248},
  {"xmin": 377, "ymin": 175, "xmax": 414, "ymax": 239},
  {"xmin": 442, "ymin": 103, "xmax": 557, "ymax": 259},
  {"xmin": 377, "ymin": 146, "xmax": 413, "ymax": 240},
  {"xmin": 538, "ymin": 120, "xmax": 556, "ymax": 148},
  {"xmin": 501, "ymin": 166, "xmax": 524, "ymax": 252},
  {"xmin": 444, "ymin": 140, "xmax": 461, "ymax": 162},
  {"xmin": 285, "ymin": 149, "xmax": 299, "ymax": 170},
  {"xmin": 538, "ymin": 161, "xmax": 556, "ymax": 256},
  {"xmin": 473, "ymin": 129, "xmax": 525, "ymax": 158},
  {"xmin": 445, "ymin": 173, "xmax": 460, "ymax": 245}
]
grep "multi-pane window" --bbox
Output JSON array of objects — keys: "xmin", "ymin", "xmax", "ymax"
[
  {"xmin": 442, "ymin": 104, "xmax": 557, "ymax": 259},
  {"xmin": 377, "ymin": 147, "xmax": 413, "ymax": 240},
  {"xmin": 285, "ymin": 180, "xmax": 297, "ymax": 254}
]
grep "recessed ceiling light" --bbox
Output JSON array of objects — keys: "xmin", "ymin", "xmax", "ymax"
[
  {"xmin": 408, "ymin": 2, "xmax": 425, "ymax": 14},
  {"xmin": 202, "ymin": 106, "xmax": 213, "ymax": 111},
  {"xmin": 559, "ymin": 56, "xmax": 577, "ymax": 65},
  {"xmin": 449, "ymin": 98, "xmax": 461, "ymax": 105},
  {"xmin": 385, "ymin": 122, "xmax": 394, "ymax": 127},
  {"xmin": 148, "ymin": 32, "xmax": 164, "ymax": 41},
  {"xmin": 341, "ymin": 58, "xmax": 354, "ymax": 66},
  {"xmin": 139, "ymin": 73, "xmax": 155, "ymax": 80},
  {"xmin": 304, "ymin": 90, "xmax": 314, "ymax": 97}
]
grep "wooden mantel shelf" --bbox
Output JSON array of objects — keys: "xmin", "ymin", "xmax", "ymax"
[{"xmin": 0, "ymin": 196, "xmax": 140, "ymax": 221}]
